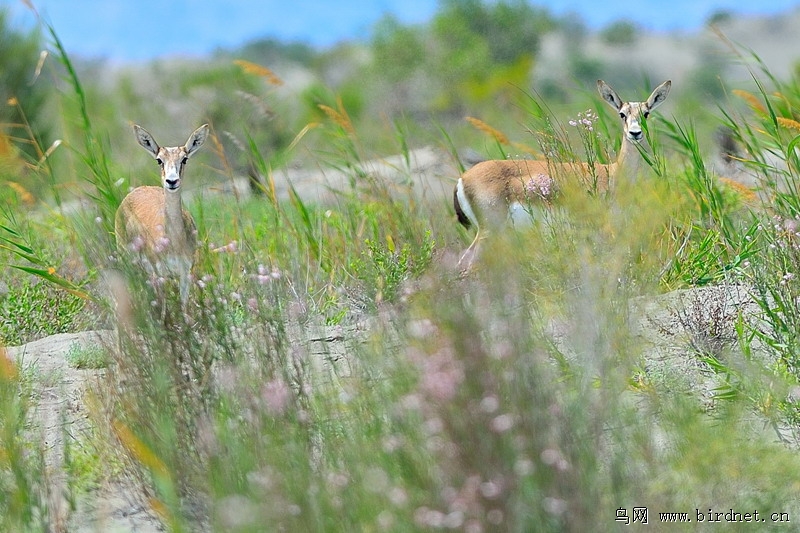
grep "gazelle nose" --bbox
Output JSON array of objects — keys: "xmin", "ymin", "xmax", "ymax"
[
  {"xmin": 165, "ymin": 178, "xmax": 180, "ymax": 189},
  {"xmin": 629, "ymin": 130, "xmax": 643, "ymax": 141}
]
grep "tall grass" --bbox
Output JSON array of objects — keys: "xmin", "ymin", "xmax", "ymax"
[
  {"xmin": 6, "ymin": 19, "xmax": 800, "ymax": 533},
  {"xmin": 714, "ymin": 52, "xmax": 800, "ymax": 417},
  {"xmin": 0, "ymin": 346, "xmax": 51, "ymax": 532}
]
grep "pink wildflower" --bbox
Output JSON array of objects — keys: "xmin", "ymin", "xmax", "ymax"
[
  {"xmin": 261, "ymin": 378, "xmax": 291, "ymax": 416},
  {"xmin": 525, "ymin": 173, "xmax": 554, "ymax": 199},
  {"xmin": 419, "ymin": 349, "xmax": 464, "ymax": 402}
]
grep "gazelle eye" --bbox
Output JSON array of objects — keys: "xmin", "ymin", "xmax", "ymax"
[
  {"xmin": 156, "ymin": 157, "xmax": 163, "ymax": 165},
  {"xmin": 619, "ymin": 112, "xmax": 626, "ymax": 119},
  {"xmin": 181, "ymin": 157, "xmax": 188, "ymax": 166},
  {"xmin": 643, "ymin": 111, "xmax": 650, "ymax": 119}
]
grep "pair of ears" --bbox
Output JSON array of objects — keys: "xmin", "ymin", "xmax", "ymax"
[
  {"xmin": 598, "ymin": 79, "xmax": 672, "ymax": 113},
  {"xmin": 133, "ymin": 124, "xmax": 210, "ymax": 159}
]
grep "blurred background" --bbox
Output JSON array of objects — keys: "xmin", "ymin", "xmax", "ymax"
[
  {"xmin": 2, "ymin": 0, "xmax": 800, "ymax": 204},
  {"xmin": 6, "ymin": 0, "xmax": 800, "ymax": 62}
]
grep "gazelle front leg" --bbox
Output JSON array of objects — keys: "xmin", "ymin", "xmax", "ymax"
[{"xmin": 457, "ymin": 228, "xmax": 484, "ymax": 273}]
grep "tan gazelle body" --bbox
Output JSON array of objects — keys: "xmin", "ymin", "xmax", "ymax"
[
  {"xmin": 115, "ymin": 124, "xmax": 209, "ymax": 306},
  {"xmin": 453, "ymin": 80, "xmax": 671, "ymax": 269}
]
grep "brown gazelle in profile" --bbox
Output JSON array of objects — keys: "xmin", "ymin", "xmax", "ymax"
[
  {"xmin": 115, "ymin": 123, "xmax": 210, "ymax": 307},
  {"xmin": 454, "ymin": 79, "xmax": 671, "ymax": 269}
]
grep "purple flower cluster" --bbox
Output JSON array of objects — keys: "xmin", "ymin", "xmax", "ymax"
[
  {"xmin": 525, "ymin": 173, "xmax": 555, "ymax": 200},
  {"xmin": 256, "ymin": 263, "xmax": 282, "ymax": 285},
  {"xmin": 568, "ymin": 109, "xmax": 597, "ymax": 131}
]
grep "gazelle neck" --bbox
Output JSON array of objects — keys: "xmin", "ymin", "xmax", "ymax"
[
  {"xmin": 610, "ymin": 137, "xmax": 646, "ymax": 181},
  {"xmin": 164, "ymin": 190, "xmax": 188, "ymax": 247}
]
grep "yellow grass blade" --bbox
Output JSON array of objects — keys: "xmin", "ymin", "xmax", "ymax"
[
  {"xmin": 0, "ymin": 346, "xmax": 18, "ymax": 381},
  {"xmin": 732, "ymin": 89, "xmax": 766, "ymax": 114},
  {"xmin": 718, "ymin": 177, "xmax": 758, "ymax": 203},
  {"xmin": 0, "ymin": 132, "xmax": 13, "ymax": 158},
  {"xmin": 6, "ymin": 182, "xmax": 34, "ymax": 205},
  {"xmin": 147, "ymin": 497, "xmax": 171, "ymax": 524},
  {"xmin": 777, "ymin": 117, "xmax": 800, "ymax": 132},
  {"xmin": 466, "ymin": 116, "xmax": 510, "ymax": 145},
  {"xmin": 287, "ymin": 122, "xmax": 320, "ymax": 153},
  {"xmin": 318, "ymin": 98, "xmax": 355, "ymax": 136},
  {"xmin": 112, "ymin": 419, "xmax": 170, "ymax": 478},
  {"xmin": 234, "ymin": 59, "xmax": 284, "ymax": 86}
]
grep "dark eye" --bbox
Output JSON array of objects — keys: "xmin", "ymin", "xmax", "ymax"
[
  {"xmin": 619, "ymin": 112, "xmax": 626, "ymax": 119},
  {"xmin": 156, "ymin": 157, "xmax": 163, "ymax": 165},
  {"xmin": 181, "ymin": 157, "xmax": 188, "ymax": 166}
]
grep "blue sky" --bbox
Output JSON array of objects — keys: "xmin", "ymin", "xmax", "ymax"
[{"xmin": 4, "ymin": 0, "xmax": 799, "ymax": 62}]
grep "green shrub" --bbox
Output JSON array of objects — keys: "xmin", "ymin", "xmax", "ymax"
[{"xmin": 0, "ymin": 278, "xmax": 86, "ymax": 346}]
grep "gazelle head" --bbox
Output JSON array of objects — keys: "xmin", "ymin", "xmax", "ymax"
[
  {"xmin": 133, "ymin": 124, "xmax": 210, "ymax": 193},
  {"xmin": 597, "ymin": 80, "xmax": 671, "ymax": 144}
]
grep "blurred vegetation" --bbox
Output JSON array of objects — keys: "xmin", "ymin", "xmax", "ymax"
[
  {"xmin": 0, "ymin": 9, "xmax": 49, "ymax": 155},
  {"xmin": 0, "ymin": 8, "xmax": 50, "ymax": 208},
  {"xmin": 4, "ymin": 1, "xmax": 800, "ymax": 531},
  {"xmin": 600, "ymin": 20, "xmax": 639, "ymax": 46}
]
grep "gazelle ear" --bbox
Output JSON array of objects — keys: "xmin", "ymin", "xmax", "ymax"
[
  {"xmin": 185, "ymin": 124, "xmax": 210, "ymax": 157},
  {"xmin": 597, "ymin": 80, "xmax": 623, "ymax": 111},
  {"xmin": 646, "ymin": 80, "xmax": 671, "ymax": 111},
  {"xmin": 133, "ymin": 124, "xmax": 160, "ymax": 158}
]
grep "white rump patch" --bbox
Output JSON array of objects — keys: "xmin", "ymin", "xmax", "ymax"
[{"xmin": 456, "ymin": 178, "xmax": 479, "ymax": 227}]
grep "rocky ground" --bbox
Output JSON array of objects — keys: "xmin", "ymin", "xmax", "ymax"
[{"xmin": 7, "ymin": 281, "xmax": 792, "ymax": 531}]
